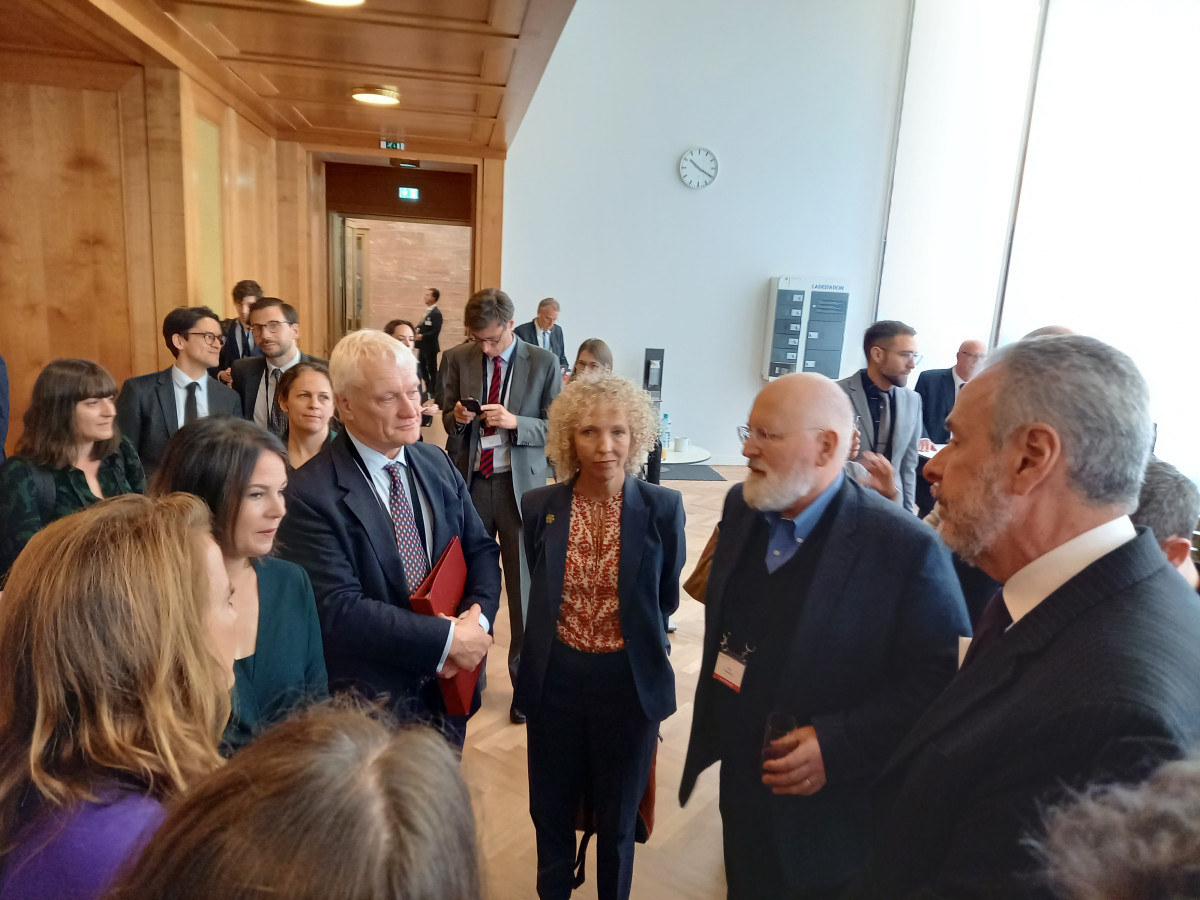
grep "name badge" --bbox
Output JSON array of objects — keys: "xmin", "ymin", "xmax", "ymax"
[
  {"xmin": 481, "ymin": 433, "xmax": 504, "ymax": 450},
  {"xmin": 713, "ymin": 651, "xmax": 746, "ymax": 692}
]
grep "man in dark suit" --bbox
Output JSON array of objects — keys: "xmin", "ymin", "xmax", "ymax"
[
  {"xmin": 836, "ymin": 320, "xmax": 923, "ymax": 513},
  {"xmin": 231, "ymin": 297, "xmax": 324, "ymax": 438},
  {"xmin": 679, "ymin": 373, "xmax": 969, "ymax": 899},
  {"xmin": 116, "ymin": 306, "xmax": 242, "ymax": 477},
  {"xmin": 852, "ymin": 335, "xmax": 1200, "ymax": 898},
  {"xmin": 513, "ymin": 297, "xmax": 569, "ymax": 373},
  {"xmin": 442, "ymin": 288, "xmax": 562, "ymax": 723},
  {"xmin": 913, "ymin": 338, "xmax": 987, "ymax": 445},
  {"xmin": 277, "ymin": 329, "xmax": 500, "ymax": 746},
  {"xmin": 213, "ymin": 279, "xmax": 263, "ymax": 384},
  {"xmin": 414, "ymin": 286, "xmax": 442, "ymax": 398}
]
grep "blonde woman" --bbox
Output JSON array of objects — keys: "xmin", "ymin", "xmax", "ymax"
[
  {"xmin": 516, "ymin": 372, "xmax": 685, "ymax": 900},
  {"xmin": 0, "ymin": 494, "xmax": 236, "ymax": 900}
]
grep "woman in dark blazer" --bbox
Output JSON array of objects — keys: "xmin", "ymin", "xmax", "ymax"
[
  {"xmin": 516, "ymin": 372, "xmax": 686, "ymax": 900},
  {"xmin": 151, "ymin": 416, "xmax": 328, "ymax": 754}
]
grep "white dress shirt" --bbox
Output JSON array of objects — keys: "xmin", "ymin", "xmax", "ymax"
[
  {"xmin": 346, "ymin": 432, "xmax": 489, "ymax": 670},
  {"xmin": 253, "ymin": 348, "xmax": 302, "ymax": 428},
  {"xmin": 536, "ymin": 325, "xmax": 552, "ymax": 350},
  {"xmin": 952, "ymin": 369, "xmax": 966, "ymax": 394},
  {"xmin": 1003, "ymin": 515, "xmax": 1138, "ymax": 625},
  {"xmin": 170, "ymin": 365, "xmax": 209, "ymax": 429},
  {"xmin": 475, "ymin": 338, "xmax": 518, "ymax": 474}
]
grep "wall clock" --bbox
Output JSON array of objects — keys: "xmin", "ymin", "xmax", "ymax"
[{"xmin": 679, "ymin": 147, "xmax": 718, "ymax": 189}]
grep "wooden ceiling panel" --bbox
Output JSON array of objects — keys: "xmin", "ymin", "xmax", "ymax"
[
  {"xmin": 0, "ymin": 0, "xmax": 131, "ymax": 61},
  {"xmin": 277, "ymin": 100, "xmax": 480, "ymax": 141}
]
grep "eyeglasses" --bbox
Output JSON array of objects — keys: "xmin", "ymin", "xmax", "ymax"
[
  {"xmin": 959, "ymin": 352, "xmax": 987, "ymax": 362},
  {"xmin": 250, "ymin": 321, "xmax": 291, "ymax": 335},
  {"xmin": 737, "ymin": 425, "xmax": 824, "ymax": 444},
  {"xmin": 890, "ymin": 350, "xmax": 923, "ymax": 364},
  {"xmin": 188, "ymin": 332, "xmax": 227, "ymax": 347},
  {"xmin": 468, "ymin": 325, "xmax": 509, "ymax": 348}
]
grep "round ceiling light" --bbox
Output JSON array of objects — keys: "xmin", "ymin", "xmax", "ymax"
[{"xmin": 351, "ymin": 87, "xmax": 401, "ymax": 106}]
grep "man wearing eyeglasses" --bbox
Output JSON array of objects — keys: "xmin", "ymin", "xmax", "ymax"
[
  {"xmin": 231, "ymin": 298, "xmax": 326, "ymax": 438},
  {"xmin": 441, "ymin": 287, "xmax": 562, "ymax": 724},
  {"xmin": 915, "ymin": 340, "xmax": 987, "ymax": 448},
  {"xmin": 836, "ymin": 320, "xmax": 925, "ymax": 514},
  {"xmin": 680, "ymin": 373, "xmax": 968, "ymax": 899},
  {"xmin": 116, "ymin": 306, "xmax": 242, "ymax": 476}
]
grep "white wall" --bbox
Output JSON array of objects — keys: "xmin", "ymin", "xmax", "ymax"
[{"xmin": 503, "ymin": 0, "xmax": 911, "ymax": 464}]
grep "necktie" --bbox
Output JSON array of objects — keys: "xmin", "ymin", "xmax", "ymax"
[
  {"xmin": 385, "ymin": 461, "xmax": 429, "ymax": 589},
  {"xmin": 242, "ymin": 327, "xmax": 252, "ymax": 358},
  {"xmin": 184, "ymin": 382, "xmax": 199, "ymax": 424},
  {"xmin": 960, "ymin": 591, "xmax": 1012, "ymax": 670},
  {"xmin": 479, "ymin": 355, "xmax": 502, "ymax": 478},
  {"xmin": 877, "ymin": 390, "xmax": 892, "ymax": 458},
  {"xmin": 268, "ymin": 368, "xmax": 286, "ymax": 437},
  {"xmin": 542, "ymin": 331, "xmax": 549, "ymax": 350}
]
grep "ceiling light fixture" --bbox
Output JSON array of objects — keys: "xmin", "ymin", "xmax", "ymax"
[{"xmin": 351, "ymin": 87, "xmax": 400, "ymax": 106}]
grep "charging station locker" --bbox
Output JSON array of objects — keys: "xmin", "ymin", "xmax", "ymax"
[{"xmin": 761, "ymin": 277, "xmax": 849, "ymax": 380}]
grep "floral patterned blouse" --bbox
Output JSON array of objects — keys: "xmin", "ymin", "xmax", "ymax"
[{"xmin": 556, "ymin": 489, "xmax": 626, "ymax": 653}]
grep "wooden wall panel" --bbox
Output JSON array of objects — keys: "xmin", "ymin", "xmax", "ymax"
[
  {"xmin": 325, "ymin": 164, "xmax": 474, "ymax": 223},
  {"xmin": 475, "ymin": 156, "xmax": 503, "ymax": 289}
]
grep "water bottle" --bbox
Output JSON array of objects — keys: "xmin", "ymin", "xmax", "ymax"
[{"xmin": 660, "ymin": 414, "xmax": 671, "ymax": 460}]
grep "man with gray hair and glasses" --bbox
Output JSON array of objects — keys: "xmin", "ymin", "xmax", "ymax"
[{"xmin": 850, "ymin": 335, "xmax": 1200, "ymax": 898}]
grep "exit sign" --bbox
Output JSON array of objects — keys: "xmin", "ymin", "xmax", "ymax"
[
  {"xmin": 398, "ymin": 187, "xmax": 420, "ymax": 201},
  {"xmin": 380, "ymin": 140, "xmax": 405, "ymax": 150}
]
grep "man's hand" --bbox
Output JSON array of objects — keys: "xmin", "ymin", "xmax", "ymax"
[
  {"xmin": 762, "ymin": 725, "xmax": 826, "ymax": 795},
  {"xmin": 850, "ymin": 428, "xmax": 861, "ymax": 460},
  {"xmin": 480, "ymin": 403, "xmax": 518, "ymax": 430},
  {"xmin": 858, "ymin": 451, "xmax": 899, "ymax": 501},
  {"xmin": 918, "ymin": 438, "xmax": 937, "ymax": 453},
  {"xmin": 421, "ymin": 399, "xmax": 441, "ymax": 417},
  {"xmin": 453, "ymin": 401, "xmax": 477, "ymax": 425},
  {"xmin": 445, "ymin": 604, "xmax": 492, "ymax": 671},
  {"xmin": 218, "ymin": 368, "xmax": 233, "ymax": 386}
]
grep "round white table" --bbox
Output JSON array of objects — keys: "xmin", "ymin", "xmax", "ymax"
[{"xmin": 663, "ymin": 445, "xmax": 711, "ymax": 465}]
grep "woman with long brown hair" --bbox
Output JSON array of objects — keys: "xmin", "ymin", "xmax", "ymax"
[
  {"xmin": 0, "ymin": 494, "xmax": 237, "ymax": 900},
  {"xmin": 0, "ymin": 359, "xmax": 145, "ymax": 577}
]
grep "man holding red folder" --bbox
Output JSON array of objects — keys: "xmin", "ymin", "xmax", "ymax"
[{"xmin": 279, "ymin": 330, "xmax": 501, "ymax": 745}]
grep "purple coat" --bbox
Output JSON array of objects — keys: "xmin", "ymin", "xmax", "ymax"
[{"xmin": 0, "ymin": 788, "xmax": 164, "ymax": 900}]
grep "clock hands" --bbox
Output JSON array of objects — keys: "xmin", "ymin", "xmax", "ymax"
[{"xmin": 688, "ymin": 158, "xmax": 715, "ymax": 180}]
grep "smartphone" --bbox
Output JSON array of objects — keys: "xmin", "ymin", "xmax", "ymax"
[{"xmin": 462, "ymin": 397, "xmax": 483, "ymax": 414}]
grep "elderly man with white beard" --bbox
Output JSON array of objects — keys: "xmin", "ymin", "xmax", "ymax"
[{"xmin": 679, "ymin": 373, "xmax": 969, "ymax": 900}]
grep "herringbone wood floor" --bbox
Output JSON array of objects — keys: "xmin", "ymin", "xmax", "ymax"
[{"xmin": 461, "ymin": 465, "xmax": 745, "ymax": 900}]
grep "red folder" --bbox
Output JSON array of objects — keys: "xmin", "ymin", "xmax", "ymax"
[{"xmin": 410, "ymin": 537, "xmax": 483, "ymax": 715}]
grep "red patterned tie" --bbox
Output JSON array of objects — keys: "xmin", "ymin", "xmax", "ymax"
[
  {"xmin": 479, "ymin": 354, "xmax": 502, "ymax": 478},
  {"xmin": 385, "ymin": 462, "xmax": 429, "ymax": 589}
]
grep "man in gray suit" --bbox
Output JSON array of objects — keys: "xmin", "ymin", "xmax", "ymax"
[
  {"xmin": 837, "ymin": 320, "xmax": 923, "ymax": 514},
  {"xmin": 442, "ymin": 288, "xmax": 562, "ymax": 723}
]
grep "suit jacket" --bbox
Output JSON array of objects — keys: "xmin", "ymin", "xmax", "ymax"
[
  {"xmin": 679, "ymin": 478, "xmax": 969, "ymax": 889},
  {"xmin": 440, "ymin": 339, "xmax": 562, "ymax": 503},
  {"xmin": 416, "ymin": 305, "xmax": 443, "ymax": 356},
  {"xmin": 853, "ymin": 529, "xmax": 1200, "ymax": 899},
  {"xmin": 514, "ymin": 320, "xmax": 569, "ymax": 370},
  {"xmin": 914, "ymin": 367, "xmax": 955, "ymax": 443},
  {"xmin": 514, "ymin": 476, "xmax": 686, "ymax": 722},
  {"xmin": 837, "ymin": 370, "xmax": 923, "ymax": 513},
  {"xmin": 115, "ymin": 367, "xmax": 241, "ymax": 476},
  {"xmin": 276, "ymin": 433, "xmax": 502, "ymax": 717},
  {"xmin": 213, "ymin": 318, "xmax": 261, "ymax": 377},
  {"xmin": 231, "ymin": 352, "xmax": 327, "ymax": 423}
]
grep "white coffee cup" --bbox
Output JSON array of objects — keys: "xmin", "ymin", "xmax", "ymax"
[{"xmin": 673, "ymin": 436, "xmax": 691, "ymax": 453}]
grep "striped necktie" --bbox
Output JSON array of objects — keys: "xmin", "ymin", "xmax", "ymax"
[{"xmin": 479, "ymin": 354, "xmax": 502, "ymax": 478}]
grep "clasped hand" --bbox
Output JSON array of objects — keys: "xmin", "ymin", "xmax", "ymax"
[
  {"xmin": 762, "ymin": 725, "xmax": 827, "ymax": 796},
  {"xmin": 438, "ymin": 603, "xmax": 492, "ymax": 679}
]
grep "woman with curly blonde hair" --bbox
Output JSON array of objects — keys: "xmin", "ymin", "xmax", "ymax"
[
  {"xmin": 516, "ymin": 372, "xmax": 686, "ymax": 900},
  {"xmin": 0, "ymin": 493, "xmax": 237, "ymax": 900}
]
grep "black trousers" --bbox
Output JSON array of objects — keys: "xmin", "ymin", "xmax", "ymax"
[
  {"xmin": 468, "ymin": 470, "xmax": 524, "ymax": 687},
  {"xmin": 418, "ymin": 350, "xmax": 439, "ymax": 398},
  {"xmin": 527, "ymin": 641, "xmax": 658, "ymax": 900}
]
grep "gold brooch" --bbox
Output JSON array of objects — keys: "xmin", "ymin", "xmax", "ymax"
[{"xmin": 546, "ymin": 514, "xmax": 555, "ymax": 524}]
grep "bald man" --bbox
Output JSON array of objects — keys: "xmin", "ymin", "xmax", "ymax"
[
  {"xmin": 915, "ymin": 340, "xmax": 987, "ymax": 447},
  {"xmin": 679, "ymin": 374, "xmax": 969, "ymax": 899}
]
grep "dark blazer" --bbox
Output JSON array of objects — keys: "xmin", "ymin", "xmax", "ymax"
[
  {"xmin": 115, "ymin": 367, "xmax": 241, "ymax": 476},
  {"xmin": 440, "ymin": 339, "xmax": 562, "ymax": 504},
  {"xmin": 837, "ymin": 371, "xmax": 923, "ymax": 514},
  {"xmin": 276, "ymin": 432, "xmax": 502, "ymax": 717},
  {"xmin": 914, "ymin": 367, "xmax": 956, "ymax": 443},
  {"xmin": 416, "ymin": 305, "xmax": 443, "ymax": 356},
  {"xmin": 230, "ymin": 352, "xmax": 326, "ymax": 423},
  {"xmin": 515, "ymin": 476, "xmax": 686, "ymax": 722},
  {"xmin": 212, "ymin": 318, "xmax": 261, "ymax": 378},
  {"xmin": 514, "ymin": 319, "xmax": 569, "ymax": 370},
  {"xmin": 854, "ymin": 529, "xmax": 1200, "ymax": 899},
  {"xmin": 680, "ymin": 478, "xmax": 969, "ymax": 890}
]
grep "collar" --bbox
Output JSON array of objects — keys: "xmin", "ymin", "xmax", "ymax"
[
  {"xmin": 346, "ymin": 431, "xmax": 408, "ymax": 470},
  {"xmin": 170, "ymin": 365, "xmax": 205, "ymax": 389},
  {"xmin": 1003, "ymin": 515, "xmax": 1137, "ymax": 624},
  {"xmin": 860, "ymin": 368, "xmax": 892, "ymax": 398},
  {"xmin": 952, "ymin": 369, "xmax": 966, "ymax": 391},
  {"xmin": 493, "ymin": 336, "xmax": 518, "ymax": 366},
  {"xmin": 267, "ymin": 348, "xmax": 302, "ymax": 373},
  {"xmin": 762, "ymin": 470, "xmax": 845, "ymax": 542}
]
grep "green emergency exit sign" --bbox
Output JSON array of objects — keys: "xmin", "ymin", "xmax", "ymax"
[
  {"xmin": 380, "ymin": 140, "xmax": 405, "ymax": 150},
  {"xmin": 398, "ymin": 187, "xmax": 420, "ymax": 201}
]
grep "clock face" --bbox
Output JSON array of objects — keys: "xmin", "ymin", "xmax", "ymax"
[{"xmin": 679, "ymin": 147, "xmax": 718, "ymax": 189}]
